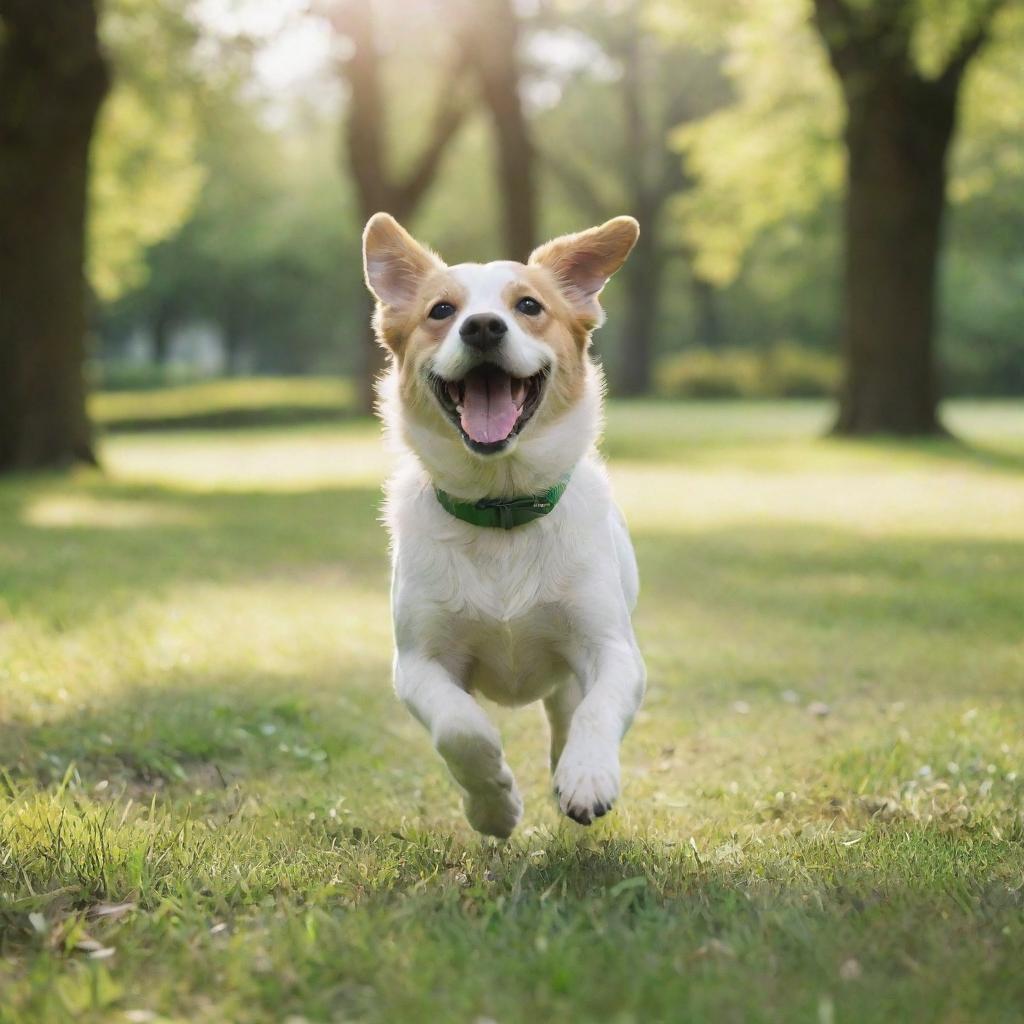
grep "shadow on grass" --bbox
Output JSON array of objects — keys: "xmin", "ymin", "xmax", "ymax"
[
  {"xmin": 604, "ymin": 419, "xmax": 1024, "ymax": 475},
  {"xmin": 0, "ymin": 478, "xmax": 389, "ymax": 624},
  {"xmin": 834, "ymin": 434, "xmax": 1024, "ymax": 476},
  {"xmin": 97, "ymin": 405, "xmax": 358, "ymax": 433},
  {"xmin": 0, "ymin": 667, "xmax": 397, "ymax": 793},
  {"xmin": 3, "ymin": 813, "xmax": 1022, "ymax": 1024},
  {"xmin": 4, "ymin": 472, "xmax": 1021, "ymax": 634},
  {"xmin": 634, "ymin": 522, "xmax": 1024, "ymax": 648}
]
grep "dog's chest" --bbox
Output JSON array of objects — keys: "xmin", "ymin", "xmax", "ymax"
[
  {"xmin": 460, "ymin": 604, "xmax": 571, "ymax": 705},
  {"xmin": 400, "ymin": 525, "xmax": 582, "ymax": 704}
]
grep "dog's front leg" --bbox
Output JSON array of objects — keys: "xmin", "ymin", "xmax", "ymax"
[
  {"xmin": 553, "ymin": 637, "xmax": 645, "ymax": 825},
  {"xmin": 395, "ymin": 649, "xmax": 522, "ymax": 838}
]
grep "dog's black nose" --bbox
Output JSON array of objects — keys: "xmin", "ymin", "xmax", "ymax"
[{"xmin": 459, "ymin": 314, "xmax": 508, "ymax": 351}]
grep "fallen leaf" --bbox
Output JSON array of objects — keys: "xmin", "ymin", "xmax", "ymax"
[
  {"xmin": 90, "ymin": 901, "xmax": 137, "ymax": 920},
  {"xmin": 695, "ymin": 938, "xmax": 735, "ymax": 958},
  {"xmin": 839, "ymin": 957, "xmax": 862, "ymax": 981}
]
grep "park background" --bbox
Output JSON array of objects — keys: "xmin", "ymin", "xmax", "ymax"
[{"xmin": 1, "ymin": 1, "xmax": 1024, "ymax": 1022}]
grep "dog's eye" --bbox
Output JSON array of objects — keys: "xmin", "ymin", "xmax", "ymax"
[
  {"xmin": 428, "ymin": 302, "xmax": 456, "ymax": 321},
  {"xmin": 516, "ymin": 296, "xmax": 543, "ymax": 317}
]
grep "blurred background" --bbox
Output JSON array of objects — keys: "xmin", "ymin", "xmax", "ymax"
[
  {"xmin": 4, "ymin": 6, "xmax": 1024, "ymax": 1016},
  {"xmin": 1, "ymin": 0, "xmax": 1022, "ymax": 467}
]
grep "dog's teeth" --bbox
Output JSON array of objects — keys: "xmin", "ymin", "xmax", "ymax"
[
  {"xmin": 456, "ymin": 404, "xmax": 463, "ymax": 414},
  {"xmin": 446, "ymin": 382, "xmax": 459, "ymax": 403}
]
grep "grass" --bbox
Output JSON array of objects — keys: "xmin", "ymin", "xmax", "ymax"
[
  {"xmin": 2, "ymin": 393, "xmax": 1023, "ymax": 1023},
  {"xmin": 92, "ymin": 378, "xmax": 355, "ymax": 432}
]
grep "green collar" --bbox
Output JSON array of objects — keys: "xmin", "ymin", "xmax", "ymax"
[{"xmin": 435, "ymin": 473, "xmax": 572, "ymax": 530}]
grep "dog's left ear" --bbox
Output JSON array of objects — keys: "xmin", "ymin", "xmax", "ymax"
[
  {"xmin": 529, "ymin": 217, "xmax": 639, "ymax": 327},
  {"xmin": 362, "ymin": 212, "xmax": 445, "ymax": 310}
]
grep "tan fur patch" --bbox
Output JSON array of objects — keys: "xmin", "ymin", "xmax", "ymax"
[
  {"xmin": 382, "ymin": 262, "xmax": 591, "ymax": 439},
  {"xmin": 374, "ymin": 269, "xmax": 466, "ymax": 360},
  {"xmin": 502, "ymin": 266, "xmax": 589, "ymax": 417}
]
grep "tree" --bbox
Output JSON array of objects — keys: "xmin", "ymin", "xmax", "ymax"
[
  {"xmin": 108, "ymin": 91, "xmax": 360, "ymax": 379},
  {"xmin": 88, "ymin": 0, "xmax": 205, "ymax": 305},
  {"xmin": 333, "ymin": 0, "xmax": 471, "ymax": 411},
  {"xmin": 0, "ymin": 0, "xmax": 109, "ymax": 470},
  {"xmin": 540, "ymin": 2, "xmax": 728, "ymax": 395},
  {"xmin": 673, "ymin": 0, "xmax": 1021, "ymax": 433},
  {"xmin": 460, "ymin": 0, "xmax": 538, "ymax": 261},
  {"xmin": 812, "ymin": 0, "xmax": 1010, "ymax": 435}
]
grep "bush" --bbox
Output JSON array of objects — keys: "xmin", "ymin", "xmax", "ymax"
[
  {"xmin": 655, "ymin": 349, "xmax": 761, "ymax": 398},
  {"xmin": 763, "ymin": 342, "xmax": 839, "ymax": 397},
  {"xmin": 655, "ymin": 342, "xmax": 838, "ymax": 399},
  {"xmin": 90, "ymin": 360, "xmax": 205, "ymax": 392}
]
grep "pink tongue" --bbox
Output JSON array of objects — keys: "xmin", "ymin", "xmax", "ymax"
[{"xmin": 460, "ymin": 369, "xmax": 520, "ymax": 445}]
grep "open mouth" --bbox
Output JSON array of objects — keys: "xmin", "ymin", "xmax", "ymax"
[{"xmin": 429, "ymin": 363, "xmax": 549, "ymax": 454}]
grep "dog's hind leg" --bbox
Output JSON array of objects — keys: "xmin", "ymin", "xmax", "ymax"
[
  {"xmin": 395, "ymin": 649, "xmax": 522, "ymax": 838},
  {"xmin": 543, "ymin": 676, "xmax": 583, "ymax": 773}
]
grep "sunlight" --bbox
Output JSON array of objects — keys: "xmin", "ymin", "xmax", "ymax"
[
  {"xmin": 195, "ymin": 0, "xmax": 338, "ymax": 98},
  {"xmin": 101, "ymin": 431, "xmax": 391, "ymax": 492},
  {"xmin": 21, "ymin": 495, "xmax": 204, "ymax": 530}
]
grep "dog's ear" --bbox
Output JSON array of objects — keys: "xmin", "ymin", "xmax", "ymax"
[
  {"xmin": 362, "ymin": 212, "xmax": 444, "ymax": 310},
  {"xmin": 529, "ymin": 217, "xmax": 639, "ymax": 327}
]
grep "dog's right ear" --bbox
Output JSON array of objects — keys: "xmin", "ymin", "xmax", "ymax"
[{"xmin": 362, "ymin": 213, "xmax": 444, "ymax": 310}]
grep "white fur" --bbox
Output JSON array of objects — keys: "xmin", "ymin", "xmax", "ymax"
[
  {"xmin": 431, "ymin": 264, "xmax": 553, "ymax": 384},
  {"xmin": 379, "ymin": 271, "xmax": 646, "ymax": 836}
]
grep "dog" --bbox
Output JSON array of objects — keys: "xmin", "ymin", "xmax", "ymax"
[{"xmin": 362, "ymin": 212, "xmax": 646, "ymax": 837}]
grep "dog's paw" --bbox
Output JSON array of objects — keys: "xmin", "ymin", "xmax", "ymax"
[
  {"xmin": 552, "ymin": 745, "xmax": 620, "ymax": 826},
  {"xmin": 463, "ymin": 766, "xmax": 523, "ymax": 839}
]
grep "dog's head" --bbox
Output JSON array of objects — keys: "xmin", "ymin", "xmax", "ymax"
[{"xmin": 363, "ymin": 214, "xmax": 637, "ymax": 487}]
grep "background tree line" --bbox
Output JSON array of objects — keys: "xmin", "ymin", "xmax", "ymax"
[{"xmin": 1, "ymin": 0, "xmax": 1022, "ymax": 470}]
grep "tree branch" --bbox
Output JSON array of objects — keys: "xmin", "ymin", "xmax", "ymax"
[
  {"xmin": 334, "ymin": 0, "xmax": 387, "ymax": 213},
  {"xmin": 811, "ymin": 0, "xmax": 911, "ymax": 79},
  {"xmin": 938, "ymin": 0, "xmax": 1008, "ymax": 88},
  {"xmin": 811, "ymin": 0, "xmax": 856, "ymax": 36},
  {"xmin": 541, "ymin": 150, "xmax": 614, "ymax": 222},
  {"xmin": 394, "ymin": 57, "xmax": 472, "ymax": 216},
  {"xmin": 810, "ymin": 0, "xmax": 863, "ymax": 78},
  {"xmin": 333, "ymin": 0, "xmax": 469, "ymax": 219}
]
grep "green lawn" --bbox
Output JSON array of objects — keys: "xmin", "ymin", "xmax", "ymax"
[
  {"xmin": 92, "ymin": 378, "xmax": 355, "ymax": 432},
  {"xmin": 2, "ymin": 397, "xmax": 1023, "ymax": 1023}
]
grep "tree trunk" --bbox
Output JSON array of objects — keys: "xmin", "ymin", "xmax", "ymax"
[
  {"xmin": 464, "ymin": 0, "xmax": 537, "ymax": 261},
  {"xmin": 0, "ymin": 1, "xmax": 109, "ymax": 471},
  {"xmin": 616, "ymin": 227, "xmax": 663, "ymax": 397},
  {"xmin": 152, "ymin": 301, "xmax": 174, "ymax": 366},
  {"xmin": 336, "ymin": 0, "xmax": 469, "ymax": 413},
  {"xmin": 221, "ymin": 299, "xmax": 246, "ymax": 376},
  {"xmin": 691, "ymin": 274, "xmax": 723, "ymax": 350},
  {"xmin": 833, "ymin": 77, "xmax": 954, "ymax": 435},
  {"xmin": 810, "ymin": 0, "xmax": 1003, "ymax": 436}
]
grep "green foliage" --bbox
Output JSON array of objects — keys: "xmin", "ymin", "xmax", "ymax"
[
  {"xmin": 655, "ymin": 0, "xmax": 1024, "ymax": 396},
  {"xmin": 2, "ymin": 401, "xmax": 1024, "ymax": 1020},
  {"xmin": 671, "ymin": 0, "xmax": 1024, "ymax": 285},
  {"xmin": 657, "ymin": 341, "xmax": 838, "ymax": 398},
  {"xmin": 103, "ymin": 88, "xmax": 361, "ymax": 374},
  {"xmin": 657, "ymin": 347, "xmax": 763, "ymax": 398},
  {"xmin": 91, "ymin": 0, "xmax": 1024, "ymax": 393},
  {"xmin": 89, "ymin": 0, "xmax": 205, "ymax": 301},
  {"xmin": 669, "ymin": 0, "xmax": 843, "ymax": 285}
]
